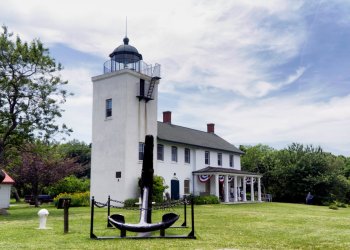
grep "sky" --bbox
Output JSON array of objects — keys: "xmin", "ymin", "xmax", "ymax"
[{"xmin": 1, "ymin": 0, "xmax": 349, "ymax": 156}]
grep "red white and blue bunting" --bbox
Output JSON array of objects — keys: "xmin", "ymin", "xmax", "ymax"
[
  {"xmin": 246, "ymin": 177, "xmax": 256, "ymax": 184},
  {"xmin": 198, "ymin": 175, "xmax": 236, "ymax": 183},
  {"xmin": 198, "ymin": 175, "xmax": 212, "ymax": 183}
]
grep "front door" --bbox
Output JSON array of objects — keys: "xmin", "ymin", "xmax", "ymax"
[{"xmin": 171, "ymin": 179, "xmax": 180, "ymax": 200}]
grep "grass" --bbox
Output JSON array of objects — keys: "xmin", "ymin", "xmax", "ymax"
[{"xmin": 1, "ymin": 202, "xmax": 350, "ymax": 249}]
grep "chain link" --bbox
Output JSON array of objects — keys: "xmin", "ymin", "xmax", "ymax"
[{"xmin": 93, "ymin": 198, "xmax": 189, "ymax": 211}]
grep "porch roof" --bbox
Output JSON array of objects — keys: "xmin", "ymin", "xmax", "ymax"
[{"xmin": 192, "ymin": 166, "xmax": 262, "ymax": 177}]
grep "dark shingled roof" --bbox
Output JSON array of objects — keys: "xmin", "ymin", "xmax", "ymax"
[
  {"xmin": 192, "ymin": 166, "xmax": 261, "ymax": 176},
  {"xmin": 157, "ymin": 122, "xmax": 244, "ymax": 154}
]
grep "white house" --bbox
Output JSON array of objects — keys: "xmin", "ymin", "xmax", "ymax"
[
  {"xmin": 156, "ymin": 111, "xmax": 262, "ymax": 202},
  {"xmin": 0, "ymin": 171, "xmax": 15, "ymax": 209},
  {"xmin": 90, "ymin": 36, "xmax": 262, "ymax": 204}
]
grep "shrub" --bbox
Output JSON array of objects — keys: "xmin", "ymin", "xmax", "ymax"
[
  {"xmin": 124, "ymin": 198, "xmax": 139, "ymax": 208},
  {"xmin": 153, "ymin": 176, "xmax": 168, "ymax": 202},
  {"xmin": 54, "ymin": 191, "xmax": 90, "ymax": 207},
  {"xmin": 44, "ymin": 175, "xmax": 90, "ymax": 197},
  {"xmin": 136, "ymin": 175, "xmax": 168, "ymax": 203},
  {"xmin": 193, "ymin": 195, "xmax": 220, "ymax": 205},
  {"xmin": 336, "ymin": 201, "xmax": 347, "ymax": 208},
  {"xmin": 329, "ymin": 204, "xmax": 339, "ymax": 210}
]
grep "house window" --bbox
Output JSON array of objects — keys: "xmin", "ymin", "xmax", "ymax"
[
  {"xmin": 205, "ymin": 151, "xmax": 210, "ymax": 165},
  {"xmin": 139, "ymin": 142, "xmax": 145, "ymax": 160},
  {"xmin": 184, "ymin": 179, "xmax": 190, "ymax": 194},
  {"xmin": 157, "ymin": 144, "xmax": 164, "ymax": 161},
  {"xmin": 106, "ymin": 99, "xmax": 112, "ymax": 117},
  {"xmin": 184, "ymin": 148, "xmax": 190, "ymax": 164},
  {"xmin": 229, "ymin": 154, "xmax": 234, "ymax": 167},
  {"xmin": 171, "ymin": 146, "xmax": 178, "ymax": 162},
  {"xmin": 218, "ymin": 153, "xmax": 222, "ymax": 166}
]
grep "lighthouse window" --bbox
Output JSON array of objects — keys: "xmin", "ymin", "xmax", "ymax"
[
  {"xmin": 139, "ymin": 142, "xmax": 145, "ymax": 160},
  {"xmin": 140, "ymin": 79, "xmax": 145, "ymax": 97},
  {"xmin": 106, "ymin": 99, "xmax": 112, "ymax": 117}
]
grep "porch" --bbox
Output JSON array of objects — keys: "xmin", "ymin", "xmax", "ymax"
[{"xmin": 192, "ymin": 167, "xmax": 263, "ymax": 203}]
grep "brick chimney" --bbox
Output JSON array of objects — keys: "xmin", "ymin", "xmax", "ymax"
[
  {"xmin": 163, "ymin": 111, "xmax": 172, "ymax": 124},
  {"xmin": 207, "ymin": 123, "xmax": 215, "ymax": 133}
]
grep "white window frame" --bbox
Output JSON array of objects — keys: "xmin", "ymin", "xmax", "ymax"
[
  {"xmin": 171, "ymin": 146, "xmax": 178, "ymax": 162},
  {"xmin": 184, "ymin": 148, "xmax": 190, "ymax": 164},
  {"xmin": 205, "ymin": 151, "xmax": 210, "ymax": 165}
]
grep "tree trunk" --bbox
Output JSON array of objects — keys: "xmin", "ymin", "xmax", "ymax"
[
  {"xmin": 33, "ymin": 183, "xmax": 40, "ymax": 207},
  {"xmin": 12, "ymin": 187, "xmax": 21, "ymax": 202}
]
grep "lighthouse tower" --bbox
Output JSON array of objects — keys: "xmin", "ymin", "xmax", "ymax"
[{"xmin": 90, "ymin": 36, "xmax": 161, "ymax": 203}]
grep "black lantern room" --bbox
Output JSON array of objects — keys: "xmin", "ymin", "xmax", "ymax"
[
  {"xmin": 104, "ymin": 37, "xmax": 143, "ymax": 73},
  {"xmin": 110, "ymin": 37, "xmax": 142, "ymax": 63}
]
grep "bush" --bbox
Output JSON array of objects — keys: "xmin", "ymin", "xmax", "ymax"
[
  {"xmin": 54, "ymin": 191, "xmax": 90, "ymax": 207},
  {"xmin": 336, "ymin": 201, "xmax": 347, "ymax": 208},
  {"xmin": 329, "ymin": 204, "xmax": 338, "ymax": 210},
  {"xmin": 44, "ymin": 175, "xmax": 90, "ymax": 197},
  {"xmin": 153, "ymin": 176, "xmax": 168, "ymax": 202},
  {"xmin": 193, "ymin": 195, "xmax": 220, "ymax": 205},
  {"xmin": 124, "ymin": 198, "xmax": 139, "ymax": 208}
]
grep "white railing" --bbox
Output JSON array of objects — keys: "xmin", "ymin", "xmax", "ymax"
[{"xmin": 103, "ymin": 60, "xmax": 161, "ymax": 78}]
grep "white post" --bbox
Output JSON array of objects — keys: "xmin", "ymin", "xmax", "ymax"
[
  {"xmin": 243, "ymin": 176, "xmax": 247, "ymax": 202},
  {"xmin": 250, "ymin": 177, "xmax": 254, "ymax": 202},
  {"xmin": 258, "ymin": 177, "xmax": 262, "ymax": 202},
  {"xmin": 234, "ymin": 175, "xmax": 238, "ymax": 202},
  {"xmin": 38, "ymin": 209, "xmax": 49, "ymax": 229},
  {"xmin": 215, "ymin": 174, "xmax": 219, "ymax": 198},
  {"xmin": 224, "ymin": 175, "xmax": 229, "ymax": 202}
]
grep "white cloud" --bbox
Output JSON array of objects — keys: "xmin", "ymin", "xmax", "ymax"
[{"xmin": 1, "ymin": 0, "xmax": 349, "ymax": 155}]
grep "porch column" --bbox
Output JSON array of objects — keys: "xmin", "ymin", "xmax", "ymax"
[
  {"xmin": 215, "ymin": 174, "xmax": 219, "ymax": 198},
  {"xmin": 250, "ymin": 176, "xmax": 254, "ymax": 202},
  {"xmin": 258, "ymin": 177, "xmax": 262, "ymax": 202},
  {"xmin": 243, "ymin": 176, "xmax": 247, "ymax": 202},
  {"xmin": 224, "ymin": 175, "xmax": 229, "ymax": 202},
  {"xmin": 233, "ymin": 175, "xmax": 238, "ymax": 202}
]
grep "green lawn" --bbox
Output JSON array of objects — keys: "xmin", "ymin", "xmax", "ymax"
[{"xmin": 1, "ymin": 202, "xmax": 350, "ymax": 249}]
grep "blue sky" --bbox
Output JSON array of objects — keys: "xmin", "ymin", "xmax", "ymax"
[{"xmin": 1, "ymin": 0, "xmax": 349, "ymax": 156}]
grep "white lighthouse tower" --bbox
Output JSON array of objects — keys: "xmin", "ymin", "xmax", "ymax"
[{"xmin": 90, "ymin": 36, "xmax": 161, "ymax": 203}]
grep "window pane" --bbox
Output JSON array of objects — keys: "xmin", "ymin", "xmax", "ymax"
[
  {"xmin": 229, "ymin": 154, "xmax": 233, "ymax": 167},
  {"xmin": 157, "ymin": 144, "xmax": 164, "ymax": 161},
  {"xmin": 205, "ymin": 151, "xmax": 210, "ymax": 165},
  {"xmin": 139, "ymin": 142, "xmax": 144, "ymax": 160},
  {"xmin": 185, "ymin": 148, "xmax": 190, "ymax": 163},
  {"xmin": 106, "ymin": 99, "xmax": 112, "ymax": 117},
  {"xmin": 171, "ymin": 146, "xmax": 177, "ymax": 162},
  {"xmin": 184, "ymin": 179, "xmax": 190, "ymax": 194},
  {"xmin": 218, "ymin": 153, "xmax": 222, "ymax": 166}
]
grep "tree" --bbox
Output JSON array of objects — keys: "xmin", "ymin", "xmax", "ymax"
[
  {"xmin": 11, "ymin": 142, "xmax": 81, "ymax": 207},
  {"xmin": 241, "ymin": 143, "xmax": 350, "ymax": 204},
  {"xmin": 0, "ymin": 26, "xmax": 71, "ymax": 167},
  {"xmin": 57, "ymin": 140, "xmax": 91, "ymax": 178},
  {"xmin": 240, "ymin": 144, "xmax": 277, "ymax": 194}
]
